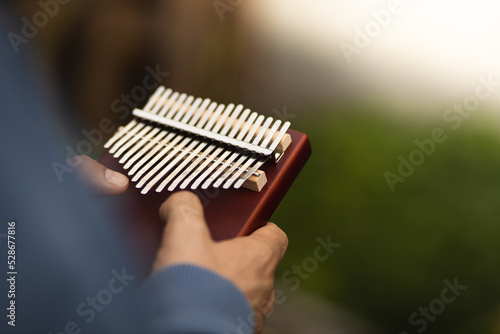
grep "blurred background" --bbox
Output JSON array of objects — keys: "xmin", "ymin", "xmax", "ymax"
[{"xmin": 18, "ymin": 0, "xmax": 500, "ymax": 333}]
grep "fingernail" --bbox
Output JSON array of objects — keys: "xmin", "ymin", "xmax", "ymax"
[{"xmin": 105, "ymin": 169, "xmax": 129, "ymax": 187}]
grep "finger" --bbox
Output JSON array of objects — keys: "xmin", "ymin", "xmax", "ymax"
[
  {"xmin": 154, "ymin": 192, "xmax": 212, "ymax": 273},
  {"xmin": 159, "ymin": 191, "xmax": 212, "ymax": 244},
  {"xmin": 249, "ymin": 222, "xmax": 289, "ymax": 260},
  {"xmin": 72, "ymin": 155, "xmax": 129, "ymax": 196}
]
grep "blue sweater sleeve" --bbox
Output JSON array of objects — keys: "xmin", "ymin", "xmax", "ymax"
[
  {"xmin": 141, "ymin": 264, "xmax": 255, "ymax": 334},
  {"xmin": 0, "ymin": 6, "xmax": 255, "ymax": 334}
]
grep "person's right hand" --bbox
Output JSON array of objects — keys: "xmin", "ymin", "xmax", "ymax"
[{"xmin": 152, "ymin": 191, "xmax": 288, "ymax": 333}]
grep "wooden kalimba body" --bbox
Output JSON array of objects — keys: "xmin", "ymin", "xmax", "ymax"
[{"xmin": 99, "ymin": 87, "xmax": 311, "ymax": 270}]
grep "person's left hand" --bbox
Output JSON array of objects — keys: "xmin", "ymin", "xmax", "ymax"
[{"xmin": 71, "ymin": 155, "xmax": 129, "ymax": 195}]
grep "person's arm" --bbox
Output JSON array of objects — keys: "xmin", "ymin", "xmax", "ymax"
[{"xmin": 142, "ymin": 264, "xmax": 255, "ymax": 333}]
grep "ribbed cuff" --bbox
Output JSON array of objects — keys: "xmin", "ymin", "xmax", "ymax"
[{"xmin": 140, "ymin": 264, "xmax": 255, "ymax": 333}]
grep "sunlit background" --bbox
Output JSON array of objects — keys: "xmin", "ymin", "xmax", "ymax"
[
  {"xmin": 245, "ymin": 0, "xmax": 500, "ymax": 111},
  {"xmin": 22, "ymin": 0, "xmax": 500, "ymax": 333}
]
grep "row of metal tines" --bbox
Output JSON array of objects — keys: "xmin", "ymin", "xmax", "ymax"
[{"xmin": 104, "ymin": 86, "xmax": 290, "ymax": 194}]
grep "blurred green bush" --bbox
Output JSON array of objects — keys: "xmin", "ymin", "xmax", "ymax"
[{"xmin": 272, "ymin": 103, "xmax": 500, "ymax": 334}]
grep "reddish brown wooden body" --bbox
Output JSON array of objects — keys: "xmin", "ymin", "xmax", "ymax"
[{"xmin": 99, "ymin": 129, "xmax": 311, "ymax": 270}]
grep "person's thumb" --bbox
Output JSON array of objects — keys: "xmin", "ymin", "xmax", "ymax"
[
  {"xmin": 158, "ymin": 191, "xmax": 212, "ymax": 250},
  {"xmin": 153, "ymin": 192, "xmax": 212, "ymax": 273},
  {"xmin": 71, "ymin": 155, "xmax": 129, "ymax": 195},
  {"xmin": 248, "ymin": 222, "xmax": 288, "ymax": 261}
]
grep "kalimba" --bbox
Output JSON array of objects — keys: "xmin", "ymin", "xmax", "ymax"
[{"xmin": 99, "ymin": 87, "xmax": 311, "ymax": 269}]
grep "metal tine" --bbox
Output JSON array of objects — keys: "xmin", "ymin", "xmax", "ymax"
[
  {"xmin": 234, "ymin": 121, "xmax": 291, "ymax": 189},
  {"xmin": 177, "ymin": 104, "xmax": 232, "ymax": 190},
  {"xmin": 187, "ymin": 98, "xmax": 218, "ymax": 126},
  {"xmin": 121, "ymin": 91, "xmax": 183, "ymax": 169},
  {"xmin": 211, "ymin": 109, "xmax": 253, "ymax": 188},
  {"xmin": 222, "ymin": 154, "xmax": 261, "ymax": 189},
  {"xmin": 268, "ymin": 121, "xmax": 291, "ymax": 152},
  {"xmin": 195, "ymin": 105, "xmax": 244, "ymax": 189},
  {"xmin": 261, "ymin": 119, "xmax": 282, "ymax": 149},
  {"xmin": 228, "ymin": 109, "xmax": 251, "ymax": 138},
  {"xmin": 204, "ymin": 103, "xmax": 227, "ymax": 130},
  {"xmin": 235, "ymin": 112, "xmax": 258, "ymax": 141},
  {"xmin": 164, "ymin": 143, "xmax": 209, "ymax": 191},
  {"xmin": 141, "ymin": 137, "xmax": 197, "ymax": 194},
  {"xmin": 180, "ymin": 98, "xmax": 209, "ymax": 124},
  {"xmin": 123, "ymin": 130, "xmax": 168, "ymax": 170},
  {"xmin": 252, "ymin": 117, "xmax": 274, "ymax": 147},
  {"xmin": 165, "ymin": 106, "xmax": 248, "ymax": 192},
  {"xmin": 196, "ymin": 101, "xmax": 219, "ymax": 129},
  {"xmin": 117, "ymin": 90, "xmax": 176, "ymax": 163},
  {"xmin": 137, "ymin": 99, "xmax": 213, "ymax": 192},
  {"xmin": 213, "ymin": 115, "xmax": 272, "ymax": 188},
  {"xmin": 223, "ymin": 119, "xmax": 281, "ymax": 189},
  {"xmin": 178, "ymin": 146, "xmax": 218, "ymax": 190},
  {"xmin": 134, "ymin": 105, "xmax": 274, "ymax": 155},
  {"xmin": 185, "ymin": 112, "xmax": 264, "ymax": 184},
  {"xmin": 115, "ymin": 87, "xmax": 172, "ymax": 165},
  {"xmin": 184, "ymin": 104, "xmax": 236, "ymax": 189},
  {"xmin": 106, "ymin": 86, "xmax": 165, "ymax": 151},
  {"xmin": 168, "ymin": 103, "xmax": 227, "ymax": 191},
  {"xmin": 149, "ymin": 87, "xmax": 172, "ymax": 114},
  {"xmin": 108, "ymin": 88, "xmax": 171, "ymax": 153},
  {"xmin": 109, "ymin": 121, "xmax": 147, "ymax": 154},
  {"xmin": 157, "ymin": 141, "xmax": 208, "ymax": 192},
  {"xmin": 210, "ymin": 104, "xmax": 236, "ymax": 133},
  {"xmin": 200, "ymin": 107, "xmax": 256, "ymax": 189},
  {"xmin": 133, "ymin": 134, "xmax": 185, "ymax": 184},
  {"xmin": 113, "ymin": 125, "xmax": 155, "ymax": 158},
  {"xmin": 197, "ymin": 149, "xmax": 233, "ymax": 190},
  {"xmin": 174, "ymin": 97, "xmax": 201, "ymax": 122},
  {"xmin": 104, "ymin": 86, "xmax": 165, "ymax": 149},
  {"xmin": 219, "ymin": 104, "xmax": 244, "ymax": 136},
  {"xmin": 234, "ymin": 156, "xmax": 268, "ymax": 189},
  {"xmin": 128, "ymin": 132, "xmax": 176, "ymax": 175},
  {"xmin": 104, "ymin": 120, "xmax": 138, "ymax": 149},
  {"xmin": 154, "ymin": 102, "xmax": 218, "ymax": 192},
  {"xmin": 196, "ymin": 113, "xmax": 262, "ymax": 189},
  {"xmin": 243, "ymin": 115, "xmax": 265, "ymax": 143},
  {"xmin": 210, "ymin": 158, "xmax": 246, "ymax": 189},
  {"xmin": 157, "ymin": 91, "xmax": 180, "ymax": 117},
  {"xmin": 165, "ymin": 94, "xmax": 190, "ymax": 119},
  {"xmin": 176, "ymin": 111, "xmax": 256, "ymax": 190},
  {"xmin": 122, "ymin": 97, "xmax": 202, "ymax": 170},
  {"xmin": 119, "ymin": 127, "xmax": 161, "ymax": 164},
  {"xmin": 145, "ymin": 86, "xmax": 167, "ymax": 111}
]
